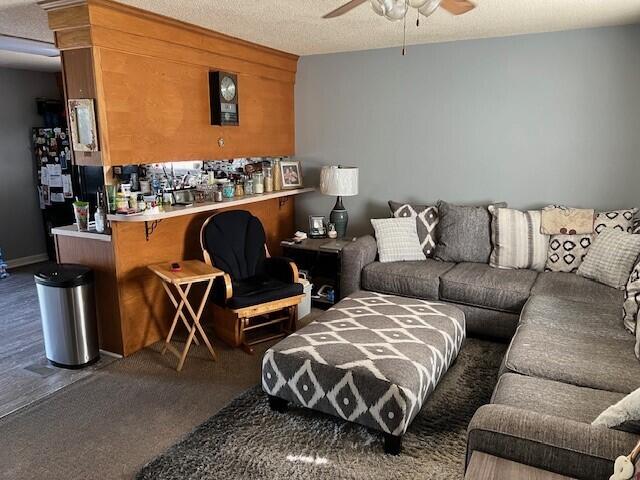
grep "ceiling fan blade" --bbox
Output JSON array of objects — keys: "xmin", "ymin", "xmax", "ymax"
[
  {"xmin": 322, "ymin": 0, "xmax": 368, "ymax": 19},
  {"xmin": 440, "ymin": 0, "xmax": 475, "ymax": 15}
]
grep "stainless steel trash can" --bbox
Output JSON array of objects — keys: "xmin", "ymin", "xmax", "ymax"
[{"xmin": 34, "ymin": 264, "xmax": 100, "ymax": 368}]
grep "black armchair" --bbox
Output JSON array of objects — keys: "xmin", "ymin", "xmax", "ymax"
[{"xmin": 200, "ymin": 210, "xmax": 304, "ymax": 353}]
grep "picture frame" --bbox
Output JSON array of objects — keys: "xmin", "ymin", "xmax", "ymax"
[
  {"xmin": 280, "ymin": 160, "xmax": 303, "ymax": 188},
  {"xmin": 68, "ymin": 99, "xmax": 98, "ymax": 152},
  {"xmin": 308, "ymin": 215, "xmax": 327, "ymax": 238}
]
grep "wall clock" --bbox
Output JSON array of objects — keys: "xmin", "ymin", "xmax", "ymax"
[{"xmin": 209, "ymin": 71, "xmax": 239, "ymax": 126}]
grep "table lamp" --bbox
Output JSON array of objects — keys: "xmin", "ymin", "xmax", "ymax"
[{"xmin": 320, "ymin": 166, "xmax": 359, "ymax": 239}]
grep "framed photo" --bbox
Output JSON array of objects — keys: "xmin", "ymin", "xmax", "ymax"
[
  {"xmin": 308, "ymin": 215, "xmax": 326, "ymax": 238},
  {"xmin": 68, "ymin": 99, "xmax": 98, "ymax": 152},
  {"xmin": 280, "ymin": 160, "xmax": 302, "ymax": 188}
]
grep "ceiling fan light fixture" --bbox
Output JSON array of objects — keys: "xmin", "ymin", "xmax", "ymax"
[
  {"xmin": 418, "ymin": 0, "xmax": 441, "ymax": 17},
  {"xmin": 384, "ymin": 0, "xmax": 408, "ymax": 20},
  {"xmin": 370, "ymin": 0, "xmax": 386, "ymax": 16},
  {"xmin": 408, "ymin": 0, "xmax": 429, "ymax": 8}
]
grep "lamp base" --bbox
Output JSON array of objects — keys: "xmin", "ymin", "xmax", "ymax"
[{"xmin": 330, "ymin": 196, "xmax": 348, "ymax": 239}]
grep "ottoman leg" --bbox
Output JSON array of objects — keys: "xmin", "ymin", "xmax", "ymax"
[
  {"xmin": 384, "ymin": 434, "xmax": 402, "ymax": 455},
  {"xmin": 268, "ymin": 395, "xmax": 288, "ymax": 413}
]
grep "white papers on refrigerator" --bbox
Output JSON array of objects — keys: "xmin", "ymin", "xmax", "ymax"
[
  {"xmin": 48, "ymin": 164, "xmax": 62, "ymax": 188},
  {"xmin": 62, "ymin": 174, "xmax": 73, "ymax": 198}
]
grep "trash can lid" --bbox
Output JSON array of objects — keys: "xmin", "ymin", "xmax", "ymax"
[{"xmin": 34, "ymin": 263, "xmax": 93, "ymax": 288}]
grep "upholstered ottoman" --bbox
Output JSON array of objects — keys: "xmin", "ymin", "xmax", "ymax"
[{"xmin": 261, "ymin": 291, "xmax": 465, "ymax": 454}]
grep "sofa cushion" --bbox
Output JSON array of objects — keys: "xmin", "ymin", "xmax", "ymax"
[
  {"xmin": 492, "ymin": 373, "xmax": 626, "ymax": 424},
  {"xmin": 467, "ymin": 403, "xmax": 639, "ymax": 480},
  {"xmin": 361, "ymin": 259, "xmax": 455, "ymax": 301},
  {"xmin": 439, "ymin": 262, "xmax": 538, "ymax": 314},
  {"xmin": 531, "ymin": 271, "xmax": 624, "ymax": 306},
  {"xmin": 503, "ymin": 323, "xmax": 640, "ymax": 393},
  {"xmin": 449, "ymin": 302, "xmax": 519, "ymax": 340},
  {"xmin": 520, "ymin": 295, "xmax": 630, "ymax": 341}
]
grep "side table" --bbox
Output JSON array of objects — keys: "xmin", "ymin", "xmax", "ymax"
[
  {"xmin": 281, "ymin": 238, "xmax": 355, "ymax": 309},
  {"xmin": 149, "ymin": 260, "xmax": 224, "ymax": 372}
]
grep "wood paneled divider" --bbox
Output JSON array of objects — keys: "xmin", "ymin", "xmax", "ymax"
[{"xmin": 42, "ymin": 0, "xmax": 301, "ymax": 356}]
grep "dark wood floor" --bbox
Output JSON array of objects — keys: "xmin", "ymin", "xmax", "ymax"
[{"xmin": 0, "ymin": 263, "xmax": 115, "ymax": 419}]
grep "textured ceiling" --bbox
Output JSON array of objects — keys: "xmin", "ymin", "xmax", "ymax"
[{"xmin": 0, "ymin": 0, "xmax": 639, "ymax": 71}]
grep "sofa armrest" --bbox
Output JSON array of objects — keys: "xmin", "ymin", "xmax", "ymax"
[
  {"xmin": 467, "ymin": 404, "xmax": 639, "ymax": 480},
  {"xmin": 341, "ymin": 235, "xmax": 377, "ymax": 298}
]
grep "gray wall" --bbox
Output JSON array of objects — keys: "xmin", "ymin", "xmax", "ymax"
[
  {"xmin": 295, "ymin": 26, "xmax": 640, "ymax": 236},
  {"xmin": 0, "ymin": 67, "xmax": 60, "ymax": 261}
]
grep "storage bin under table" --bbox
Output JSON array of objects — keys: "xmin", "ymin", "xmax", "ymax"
[{"xmin": 261, "ymin": 290, "xmax": 466, "ymax": 454}]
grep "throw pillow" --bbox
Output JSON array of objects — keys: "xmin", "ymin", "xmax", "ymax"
[
  {"xmin": 540, "ymin": 205, "xmax": 594, "ymax": 235},
  {"xmin": 489, "ymin": 207, "xmax": 549, "ymax": 271},
  {"xmin": 623, "ymin": 261, "xmax": 640, "ymax": 334},
  {"xmin": 370, "ymin": 218, "xmax": 426, "ymax": 263},
  {"xmin": 577, "ymin": 229, "xmax": 640, "ymax": 289},
  {"xmin": 434, "ymin": 201, "xmax": 506, "ymax": 264},
  {"xmin": 544, "ymin": 208, "xmax": 637, "ymax": 273},
  {"xmin": 594, "ymin": 208, "xmax": 637, "ymax": 234},
  {"xmin": 545, "ymin": 234, "xmax": 593, "ymax": 273},
  {"xmin": 592, "ymin": 386, "xmax": 640, "ymax": 434},
  {"xmin": 634, "ymin": 216, "xmax": 640, "ymax": 234},
  {"xmin": 388, "ymin": 201, "xmax": 438, "ymax": 258}
]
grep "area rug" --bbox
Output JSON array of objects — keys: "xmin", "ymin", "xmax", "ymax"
[{"xmin": 137, "ymin": 338, "xmax": 506, "ymax": 480}]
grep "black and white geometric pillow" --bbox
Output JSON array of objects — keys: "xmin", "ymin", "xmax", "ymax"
[
  {"xmin": 623, "ymin": 261, "xmax": 640, "ymax": 334},
  {"xmin": 594, "ymin": 209, "xmax": 637, "ymax": 234},
  {"xmin": 633, "ymin": 216, "xmax": 640, "ymax": 234},
  {"xmin": 545, "ymin": 234, "xmax": 593, "ymax": 273},
  {"xmin": 388, "ymin": 201, "xmax": 439, "ymax": 258}
]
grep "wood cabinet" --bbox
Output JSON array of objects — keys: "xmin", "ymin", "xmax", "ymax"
[{"xmin": 42, "ymin": 0, "xmax": 298, "ymax": 166}]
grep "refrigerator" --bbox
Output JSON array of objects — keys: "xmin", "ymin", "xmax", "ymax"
[
  {"xmin": 33, "ymin": 128, "xmax": 105, "ymax": 259},
  {"xmin": 33, "ymin": 127, "xmax": 75, "ymax": 260}
]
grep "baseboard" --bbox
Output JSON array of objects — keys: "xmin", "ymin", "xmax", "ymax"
[{"xmin": 7, "ymin": 253, "xmax": 50, "ymax": 269}]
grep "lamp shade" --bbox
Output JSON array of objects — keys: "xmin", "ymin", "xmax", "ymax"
[{"xmin": 319, "ymin": 166, "xmax": 359, "ymax": 197}]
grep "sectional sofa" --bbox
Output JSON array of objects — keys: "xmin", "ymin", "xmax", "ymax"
[{"xmin": 340, "ymin": 235, "xmax": 640, "ymax": 480}]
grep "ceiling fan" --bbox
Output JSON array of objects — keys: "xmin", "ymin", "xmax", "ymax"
[{"xmin": 323, "ymin": 0, "xmax": 475, "ymax": 21}]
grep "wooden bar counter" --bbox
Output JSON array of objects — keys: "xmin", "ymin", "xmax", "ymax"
[{"xmin": 54, "ymin": 189, "xmax": 311, "ymax": 356}]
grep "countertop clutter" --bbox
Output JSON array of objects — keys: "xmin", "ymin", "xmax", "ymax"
[{"xmin": 106, "ymin": 187, "xmax": 315, "ymax": 222}]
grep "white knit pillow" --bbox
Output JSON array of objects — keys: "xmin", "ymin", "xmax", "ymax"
[
  {"xmin": 371, "ymin": 218, "xmax": 426, "ymax": 263},
  {"xmin": 593, "ymin": 386, "xmax": 640, "ymax": 434}
]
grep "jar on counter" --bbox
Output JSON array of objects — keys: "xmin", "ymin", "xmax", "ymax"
[
  {"xmin": 234, "ymin": 179, "xmax": 245, "ymax": 197},
  {"xmin": 264, "ymin": 167, "xmax": 273, "ymax": 193},
  {"xmin": 137, "ymin": 194, "xmax": 146, "ymax": 212},
  {"xmin": 115, "ymin": 193, "xmax": 129, "ymax": 213},
  {"xmin": 273, "ymin": 159, "xmax": 282, "ymax": 191},
  {"xmin": 244, "ymin": 178, "xmax": 254, "ymax": 195},
  {"xmin": 213, "ymin": 186, "xmax": 223, "ymax": 202},
  {"xmin": 252, "ymin": 172, "xmax": 264, "ymax": 194},
  {"xmin": 222, "ymin": 181, "xmax": 235, "ymax": 198}
]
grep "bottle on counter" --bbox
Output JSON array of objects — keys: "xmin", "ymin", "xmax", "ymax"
[
  {"xmin": 234, "ymin": 178, "xmax": 245, "ymax": 197},
  {"xmin": 252, "ymin": 172, "xmax": 264, "ymax": 194},
  {"xmin": 222, "ymin": 181, "xmax": 235, "ymax": 199},
  {"xmin": 264, "ymin": 166, "xmax": 273, "ymax": 193},
  {"xmin": 244, "ymin": 177, "xmax": 254, "ymax": 195},
  {"xmin": 94, "ymin": 205, "xmax": 106, "ymax": 233},
  {"xmin": 273, "ymin": 159, "xmax": 282, "ymax": 191}
]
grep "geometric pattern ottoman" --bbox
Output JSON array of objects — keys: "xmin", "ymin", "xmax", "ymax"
[{"xmin": 261, "ymin": 291, "xmax": 465, "ymax": 454}]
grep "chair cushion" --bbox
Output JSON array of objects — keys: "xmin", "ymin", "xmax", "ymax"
[
  {"xmin": 228, "ymin": 276, "xmax": 303, "ymax": 309},
  {"xmin": 521, "ymin": 295, "xmax": 630, "ymax": 341},
  {"xmin": 439, "ymin": 262, "xmax": 538, "ymax": 313},
  {"xmin": 531, "ymin": 272, "xmax": 624, "ymax": 306},
  {"xmin": 361, "ymin": 259, "xmax": 455, "ymax": 301},
  {"xmin": 503, "ymin": 323, "xmax": 640, "ymax": 393}
]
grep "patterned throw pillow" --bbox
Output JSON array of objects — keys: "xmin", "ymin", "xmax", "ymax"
[
  {"xmin": 623, "ymin": 261, "xmax": 640, "ymax": 334},
  {"xmin": 489, "ymin": 207, "xmax": 549, "ymax": 271},
  {"xmin": 544, "ymin": 209, "xmax": 638, "ymax": 273},
  {"xmin": 370, "ymin": 218, "xmax": 426, "ymax": 263},
  {"xmin": 545, "ymin": 235, "xmax": 593, "ymax": 273},
  {"xmin": 388, "ymin": 201, "xmax": 438, "ymax": 257},
  {"xmin": 577, "ymin": 229, "xmax": 640, "ymax": 290},
  {"xmin": 594, "ymin": 209, "xmax": 637, "ymax": 234}
]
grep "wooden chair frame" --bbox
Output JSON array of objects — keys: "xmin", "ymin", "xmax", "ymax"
[{"xmin": 200, "ymin": 213, "xmax": 304, "ymax": 354}]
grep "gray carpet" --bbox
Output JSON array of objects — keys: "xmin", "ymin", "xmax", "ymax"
[{"xmin": 137, "ymin": 338, "xmax": 506, "ymax": 480}]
